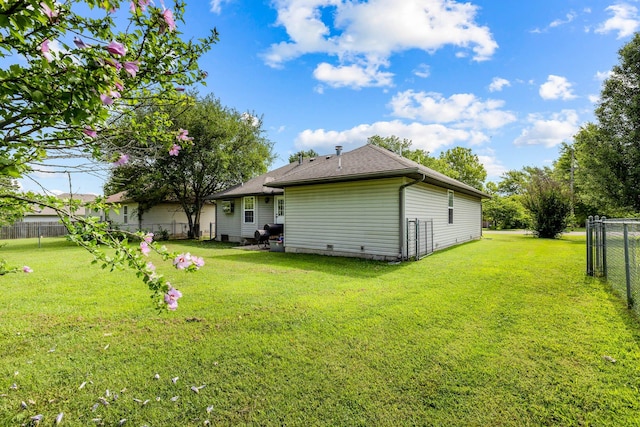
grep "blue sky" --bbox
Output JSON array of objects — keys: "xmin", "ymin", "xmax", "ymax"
[{"xmin": 19, "ymin": 0, "xmax": 640, "ymax": 194}]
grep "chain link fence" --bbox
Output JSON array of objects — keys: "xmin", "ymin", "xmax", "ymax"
[{"xmin": 587, "ymin": 216, "xmax": 640, "ymax": 317}]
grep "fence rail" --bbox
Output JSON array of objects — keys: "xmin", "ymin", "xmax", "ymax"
[
  {"xmin": 587, "ymin": 216, "xmax": 640, "ymax": 316},
  {"xmin": 1, "ymin": 221, "xmax": 215, "ymax": 240},
  {"xmin": 406, "ymin": 218, "xmax": 434, "ymax": 260},
  {"xmin": 0, "ymin": 222, "xmax": 69, "ymax": 239}
]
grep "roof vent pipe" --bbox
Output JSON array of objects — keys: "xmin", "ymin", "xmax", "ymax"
[
  {"xmin": 336, "ymin": 145, "xmax": 343, "ymax": 170},
  {"xmin": 298, "ymin": 152, "xmax": 303, "ymax": 165}
]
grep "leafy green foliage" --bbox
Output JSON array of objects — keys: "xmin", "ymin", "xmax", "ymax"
[
  {"xmin": 570, "ymin": 34, "xmax": 640, "ymax": 214},
  {"xmin": 522, "ymin": 170, "xmax": 572, "ymax": 238},
  {"xmin": 288, "ymin": 149, "xmax": 318, "ymax": 163},
  {"xmin": 437, "ymin": 146, "xmax": 487, "ymax": 190},
  {"xmin": 0, "ymin": 0, "xmax": 217, "ymax": 306},
  {"xmin": 483, "ymin": 194, "xmax": 530, "ymax": 229},
  {"xmin": 106, "ymin": 93, "xmax": 274, "ymax": 238},
  {"xmin": 367, "ymin": 135, "xmax": 486, "ymax": 189}
]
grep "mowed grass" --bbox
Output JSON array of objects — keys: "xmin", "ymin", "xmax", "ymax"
[{"xmin": 2, "ymin": 233, "xmax": 640, "ymax": 426}]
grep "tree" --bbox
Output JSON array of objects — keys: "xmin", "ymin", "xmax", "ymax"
[
  {"xmin": 106, "ymin": 94, "xmax": 275, "ymax": 238},
  {"xmin": 482, "ymin": 195, "xmax": 530, "ymax": 230},
  {"xmin": 367, "ymin": 135, "xmax": 442, "ymax": 169},
  {"xmin": 0, "ymin": 0, "xmax": 217, "ymax": 309},
  {"xmin": 288, "ymin": 149, "xmax": 318, "ymax": 163},
  {"xmin": 496, "ymin": 170, "xmax": 530, "ymax": 196},
  {"xmin": 522, "ymin": 169, "xmax": 572, "ymax": 238},
  {"xmin": 578, "ymin": 33, "xmax": 640, "ymax": 213},
  {"xmin": 437, "ymin": 147, "xmax": 487, "ymax": 190}
]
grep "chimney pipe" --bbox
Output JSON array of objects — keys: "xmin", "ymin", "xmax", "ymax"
[
  {"xmin": 335, "ymin": 145, "xmax": 343, "ymax": 156},
  {"xmin": 298, "ymin": 152, "xmax": 303, "ymax": 165}
]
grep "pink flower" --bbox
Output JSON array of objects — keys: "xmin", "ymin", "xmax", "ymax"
[
  {"xmin": 123, "ymin": 61, "xmax": 139, "ymax": 78},
  {"xmin": 40, "ymin": 2, "xmax": 58, "ymax": 21},
  {"xmin": 175, "ymin": 87, "xmax": 185, "ymax": 92},
  {"xmin": 100, "ymin": 94, "xmax": 114, "ymax": 105},
  {"xmin": 146, "ymin": 261, "xmax": 156, "ymax": 271},
  {"xmin": 114, "ymin": 81, "xmax": 124, "ymax": 91},
  {"xmin": 191, "ymin": 256, "xmax": 205, "ymax": 268},
  {"xmin": 83, "ymin": 127, "xmax": 97, "ymax": 138},
  {"xmin": 23, "ymin": 266, "xmax": 33, "ymax": 273},
  {"xmin": 140, "ymin": 241, "xmax": 151, "ymax": 256},
  {"xmin": 177, "ymin": 129, "xmax": 193, "ymax": 141},
  {"xmin": 106, "ymin": 41, "xmax": 126, "ymax": 57},
  {"xmin": 110, "ymin": 90, "xmax": 121, "ymax": 100},
  {"xmin": 143, "ymin": 232, "xmax": 154, "ymax": 244},
  {"xmin": 168, "ymin": 144, "xmax": 181, "ymax": 157},
  {"xmin": 104, "ymin": 58, "xmax": 122, "ymax": 71},
  {"xmin": 173, "ymin": 253, "xmax": 192, "ymax": 270},
  {"xmin": 40, "ymin": 39, "xmax": 53, "ymax": 62},
  {"xmin": 164, "ymin": 285, "xmax": 182, "ymax": 310},
  {"xmin": 113, "ymin": 153, "xmax": 129, "ymax": 166},
  {"xmin": 130, "ymin": 0, "xmax": 150, "ymax": 12},
  {"xmin": 162, "ymin": 9, "xmax": 176, "ymax": 32}
]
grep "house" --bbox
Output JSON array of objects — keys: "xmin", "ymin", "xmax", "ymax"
[
  {"xmin": 211, "ymin": 144, "xmax": 490, "ymax": 260},
  {"xmin": 98, "ymin": 192, "xmax": 216, "ymax": 239},
  {"xmin": 22, "ymin": 193, "xmax": 96, "ymax": 222}
]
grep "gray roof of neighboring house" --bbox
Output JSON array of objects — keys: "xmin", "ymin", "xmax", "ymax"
[
  {"xmin": 209, "ymin": 160, "xmax": 309, "ymax": 199},
  {"xmin": 264, "ymin": 144, "xmax": 491, "ymax": 199},
  {"xmin": 27, "ymin": 193, "xmax": 97, "ymax": 217}
]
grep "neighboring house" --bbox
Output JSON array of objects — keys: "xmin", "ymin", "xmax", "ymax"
[
  {"xmin": 22, "ymin": 193, "xmax": 96, "ymax": 222},
  {"xmin": 211, "ymin": 144, "xmax": 490, "ymax": 261},
  {"xmin": 99, "ymin": 192, "xmax": 216, "ymax": 238}
]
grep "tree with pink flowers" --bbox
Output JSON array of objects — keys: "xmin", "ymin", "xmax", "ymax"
[{"xmin": 0, "ymin": 0, "xmax": 217, "ymax": 309}]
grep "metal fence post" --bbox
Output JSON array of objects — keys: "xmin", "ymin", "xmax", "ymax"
[
  {"xmin": 601, "ymin": 216, "xmax": 607, "ymax": 277},
  {"xmin": 624, "ymin": 224, "xmax": 633, "ymax": 308},
  {"xmin": 586, "ymin": 216, "xmax": 593, "ymax": 276}
]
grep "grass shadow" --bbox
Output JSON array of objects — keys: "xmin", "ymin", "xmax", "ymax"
[{"xmin": 211, "ymin": 250, "xmax": 408, "ymax": 279}]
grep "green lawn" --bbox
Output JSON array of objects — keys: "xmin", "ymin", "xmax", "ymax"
[{"xmin": 2, "ymin": 233, "xmax": 640, "ymax": 426}]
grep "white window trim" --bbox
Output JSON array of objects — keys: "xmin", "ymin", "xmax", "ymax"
[
  {"xmin": 448, "ymin": 190, "xmax": 454, "ymax": 225},
  {"xmin": 243, "ymin": 196, "xmax": 255, "ymax": 224}
]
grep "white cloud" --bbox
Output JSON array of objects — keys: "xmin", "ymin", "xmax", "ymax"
[
  {"xmin": 209, "ymin": 0, "xmax": 232, "ymax": 14},
  {"xmin": 539, "ymin": 75, "xmax": 577, "ymax": 100},
  {"xmin": 595, "ymin": 70, "xmax": 612, "ymax": 80},
  {"xmin": 313, "ymin": 62, "xmax": 394, "ymax": 88},
  {"xmin": 531, "ymin": 11, "xmax": 577, "ymax": 33},
  {"xmin": 263, "ymin": 0, "xmax": 497, "ymax": 88},
  {"xmin": 488, "ymin": 77, "xmax": 510, "ymax": 92},
  {"xmin": 513, "ymin": 110, "xmax": 580, "ymax": 147},
  {"xmin": 388, "ymin": 90, "xmax": 517, "ymax": 130},
  {"xmin": 413, "ymin": 64, "xmax": 431, "ymax": 79},
  {"xmin": 477, "ymin": 149, "xmax": 507, "ymax": 178},
  {"xmin": 550, "ymin": 12, "xmax": 577, "ymax": 28},
  {"xmin": 295, "ymin": 120, "xmax": 474, "ymax": 154},
  {"xmin": 588, "ymin": 94, "xmax": 600, "ymax": 103},
  {"xmin": 596, "ymin": 3, "xmax": 640, "ymax": 38}
]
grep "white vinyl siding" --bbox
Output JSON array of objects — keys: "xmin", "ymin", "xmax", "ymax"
[
  {"xmin": 405, "ymin": 182, "xmax": 482, "ymax": 251},
  {"xmin": 216, "ymin": 198, "xmax": 242, "ymax": 241},
  {"xmin": 284, "ymin": 178, "xmax": 401, "ymax": 259},
  {"xmin": 257, "ymin": 196, "xmax": 275, "ymax": 226}
]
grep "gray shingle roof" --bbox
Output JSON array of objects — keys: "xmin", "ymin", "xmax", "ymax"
[
  {"xmin": 264, "ymin": 144, "xmax": 491, "ymax": 199},
  {"xmin": 209, "ymin": 161, "xmax": 302, "ymax": 199}
]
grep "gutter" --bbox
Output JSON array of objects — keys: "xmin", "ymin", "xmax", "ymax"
[{"xmin": 399, "ymin": 173, "xmax": 427, "ymax": 260}]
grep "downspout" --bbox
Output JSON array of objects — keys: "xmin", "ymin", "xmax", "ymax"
[{"xmin": 399, "ymin": 174, "xmax": 427, "ymax": 260}]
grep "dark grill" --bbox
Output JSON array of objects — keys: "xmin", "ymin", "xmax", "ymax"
[{"xmin": 254, "ymin": 223, "xmax": 284, "ymax": 248}]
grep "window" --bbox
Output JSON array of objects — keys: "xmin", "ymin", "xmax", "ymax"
[
  {"xmin": 123, "ymin": 205, "xmax": 128, "ymax": 224},
  {"xmin": 276, "ymin": 198, "xmax": 285, "ymax": 218},
  {"xmin": 447, "ymin": 191, "xmax": 454, "ymax": 224},
  {"xmin": 243, "ymin": 196, "xmax": 255, "ymax": 224}
]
